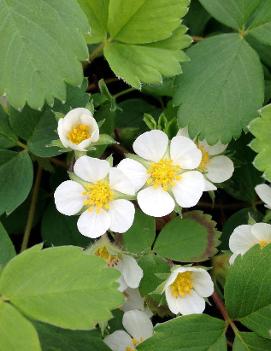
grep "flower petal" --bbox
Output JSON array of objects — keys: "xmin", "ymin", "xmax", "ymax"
[
  {"xmin": 137, "ymin": 187, "xmax": 175, "ymax": 217},
  {"xmin": 255, "ymin": 184, "xmax": 271, "ymax": 209},
  {"xmin": 79, "ymin": 113, "xmax": 99, "ymax": 142},
  {"xmin": 57, "ymin": 118, "xmax": 69, "ymax": 148},
  {"xmin": 206, "ymin": 156, "xmax": 234, "ymax": 183},
  {"xmin": 109, "ymin": 168, "xmax": 135, "ymax": 195},
  {"xmin": 133, "ymin": 130, "xmax": 168, "ymax": 162},
  {"xmin": 172, "ymin": 171, "xmax": 204, "ymax": 208},
  {"xmin": 74, "ymin": 156, "xmax": 110, "ymax": 183},
  {"xmin": 199, "ymin": 140, "xmax": 228, "ymax": 156},
  {"xmin": 177, "ymin": 127, "xmax": 190, "ymax": 138},
  {"xmin": 204, "ymin": 178, "xmax": 217, "ymax": 191},
  {"xmin": 229, "ymin": 252, "xmax": 239, "ymax": 265},
  {"xmin": 109, "ymin": 200, "xmax": 135, "ymax": 233},
  {"xmin": 192, "ymin": 269, "xmax": 214, "ymax": 297},
  {"xmin": 77, "ymin": 209, "xmax": 110, "ymax": 238},
  {"xmin": 229, "ymin": 225, "xmax": 257, "ymax": 255},
  {"xmin": 177, "ymin": 290, "xmax": 206, "ymax": 315},
  {"xmin": 54, "ymin": 180, "xmax": 84, "ymax": 215},
  {"xmin": 117, "ymin": 255, "xmax": 143, "ymax": 289},
  {"xmin": 165, "ymin": 287, "xmax": 184, "ymax": 314},
  {"xmin": 122, "ymin": 310, "xmax": 153, "ymax": 341},
  {"xmin": 170, "ymin": 136, "xmax": 202, "ymax": 169},
  {"xmin": 104, "ymin": 330, "xmax": 132, "ymax": 351},
  {"xmin": 117, "ymin": 159, "xmax": 148, "ymax": 192},
  {"xmin": 251, "ymin": 223, "xmax": 271, "ymax": 242}
]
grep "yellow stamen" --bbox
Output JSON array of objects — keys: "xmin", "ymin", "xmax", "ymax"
[
  {"xmin": 68, "ymin": 124, "xmax": 90, "ymax": 144},
  {"xmin": 259, "ymin": 240, "xmax": 270, "ymax": 248},
  {"xmin": 147, "ymin": 159, "xmax": 181, "ymax": 191},
  {"xmin": 95, "ymin": 246, "xmax": 120, "ymax": 266},
  {"xmin": 170, "ymin": 271, "xmax": 193, "ymax": 298},
  {"xmin": 125, "ymin": 347, "xmax": 135, "ymax": 351},
  {"xmin": 198, "ymin": 144, "xmax": 210, "ymax": 172},
  {"xmin": 125, "ymin": 338, "xmax": 143, "ymax": 351},
  {"xmin": 83, "ymin": 180, "xmax": 113, "ymax": 212}
]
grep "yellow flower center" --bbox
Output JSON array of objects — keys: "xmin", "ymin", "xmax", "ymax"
[
  {"xmin": 259, "ymin": 240, "xmax": 270, "ymax": 248},
  {"xmin": 95, "ymin": 246, "xmax": 120, "ymax": 266},
  {"xmin": 83, "ymin": 180, "xmax": 113, "ymax": 212},
  {"xmin": 198, "ymin": 144, "xmax": 210, "ymax": 172},
  {"xmin": 125, "ymin": 338, "xmax": 143, "ymax": 351},
  {"xmin": 147, "ymin": 159, "xmax": 181, "ymax": 191},
  {"xmin": 68, "ymin": 124, "xmax": 91, "ymax": 144},
  {"xmin": 170, "ymin": 272, "xmax": 193, "ymax": 298}
]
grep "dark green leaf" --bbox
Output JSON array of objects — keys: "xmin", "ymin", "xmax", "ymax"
[
  {"xmin": 233, "ymin": 332, "xmax": 271, "ymax": 351},
  {"xmin": 0, "ymin": 222, "xmax": 15, "ymax": 266}
]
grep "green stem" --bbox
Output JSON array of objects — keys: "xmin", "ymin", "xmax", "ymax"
[
  {"xmin": 89, "ymin": 42, "xmax": 104, "ymax": 62},
  {"xmin": 17, "ymin": 140, "xmax": 27, "ymax": 150},
  {"xmin": 113, "ymin": 87, "xmax": 136, "ymax": 99},
  {"xmin": 20, "ymin": 165, "xmax": 43, "ymax": 252}
]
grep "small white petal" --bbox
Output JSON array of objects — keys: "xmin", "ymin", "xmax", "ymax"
[
  {"xmin": 77, "ymin": 209, "xmax": 110, "ymax": 238},
  {"xmin": 57, "ymin": 118, "xmax": 69, "ymax": 148},
  {"xmin": 251, "ymin": 223, "xmax": 271, "ymax": 242},
  {"xmin": 117, "ymin": 159, "xmax": 148, "ymax": 192},
  {"xmin": 79, "ymin": 113, "xmax": 99, "ymax": 142},
  {"xmin": 177, "ymin": 290, "xmax": 206, "ymax": 315},
  {"xmin": 54, "ymin": 180, "xmax": 84, "ymax": 215},
  {"xmin": 170, "ymin": 136, "xmax": 202, "ymax": 169},
  {"xmin": 122, "ymin": 310, "xmax": 153, "ymax": 341},
  {"xmin": 199, "ymin": 140, "xmax": 228, "ymax": 156},
  {"xmin": 117, "ymin": 255, "xmax": 143, "ymax": 289},
  {"xmin": 74, "ymin": 156, "xmax": 110, "ymax": 183},
  {"xmin": 172, "ymin": 171, "xmax": 204, "ymax": 208},
  {"xmin": 109, "ymin": 200, "xmax": 135, "ymax": 233},
  {"xmin": 137, "ymin": 187, "xmax": 175, "ymax": 217},
  {"xmin": 192, "ymin": 269, "xmax": 214, "ymax": 297},
  {"xmin": 109, "ymin": 168, "xmax": 135, "ymax": 195},
  {"xmin": 133, "ymin": 130, "xmax": 168, "ymax": 162},
  {"xmin": 229, "ymin": 225, "xmax": 257, "ymax": 254},
  {"xmin": 204, "ymin": 178, "xmax": 217, "ymax": 191},
  {"xmin": 118, "ymin": 276, "xmax": 128, "ymax": 292},
  {"xmin": 229, "ymin": 253, "xmax": 239, "ymax": 265},
  {"xmin": 122, "ymin": 288, "xmax": 145, "ymax": 313},
  {"xmin": 255, "ymin": 184, "xmax": 271, "ymax": 209},
  {"xmin": 206, "ymin": 156, "xmax": 234, "ymax": 183},
  {"xmin": 104, "ymin": 330, "xmax": 132, "ymax": 351}
]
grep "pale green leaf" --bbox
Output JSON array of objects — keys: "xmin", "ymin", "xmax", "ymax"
[
  {"xmin": 0, "ymin": 222, "xmax": 15, "ymax": 266},
  {"xmin": 173, "ymin": 33, "xmax": 264, "ymax": 144},
  {"xmin": 233, "ymin": 332, "xmax": 271, "ymax": 351},
  {"xmin": 249, "ymin": 104, "xmax": 271, "ymax": 181},
  {"xmin": 225, "ymin": 245, "xmax": 271, "ymax": 339},
  {"xmin": 248, "ymin": 0, "xmax": 271, "ymax": 46},
  {"xmin": 137, "ymin": 314, "xmax": 227, "ymax": 351},
  {"xmin": 0, "ymin": 245, "xmax": 123, "ymax": 330},
  {"xmin": 0, "ymin": 0, "xmax": 89, "ymax": 109},
  {"xmin": 0, "ymin": 302, "xmax": 41, "ymax": 351},
  {"xmin": 0, "ymin": 150, "xmax": 33, "ymax": 215},
  {"xmin": 199, "ymin": 0, "xmax": 261, "ymax": 30}
]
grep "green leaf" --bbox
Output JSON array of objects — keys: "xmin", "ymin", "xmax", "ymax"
[
  {"xmin": 35, "ymin": 322, "xmax": 110, "ymax": 351},
  {"xmin": 123, "ymin": 210, "xmax": 155, "ymax": 254},
  {"xmin": 137, "ymin": 314, "xmax": 227, "ymax": 351},
  {"xmin": 225, "ymin": 245, "xmax": 271, "ymax": 338},
  {"xmin": 248, "ymin": 0, "xmax": 271, "ymax": 47},
  {"xmin": 0, "ymin": 245, "xmax": 123, "ymax": 330},
  {"xmin": 173, "ymin": 33, "xmax": 264, "ymax": 144},
  {"xmin": 154, "ymin": 212, "xmax": 220, "ymax": 262},
  {"xmin": 0, "ymin": 150, "xmax": 33, "ymax": 215},
  {"xmin": 0, "ymin": 222, "xmax": 15, "ymax": 266},
  {"xmin": 107, "ymin": 0, "xmax": 189, "ymax": 44},
  {"xmin": 249, "ymin": 104, "xmax": 271, "ymax": 181},
  {"xmin": 41, "ymin": 203, "xmax": 90, "ymax": 247},
  {"xmin": 199, "ymin": 0, "xmax": 261, "ymax": 30},
  {"xmin": 233, "ymin": 332, "xmax": 271, "ymax": 351},
  {"xmin": 0, "ymin": 302, "xmax": 41, "ymax": 351},
  {"xmin": 0, "ymin": 107, "xmax": 17, "ymax": 148},
  {"xmin": 0, "ymin": 0, "xmax": 89, "ymax": 110}
]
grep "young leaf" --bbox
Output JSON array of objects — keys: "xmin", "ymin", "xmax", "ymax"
[
  {"xmin": 173, "ymin": 33, "xmax": 264, "ymax": 144},
  {"xmin": 154, "ymin": 212, "xmax": 220, "ymax": 262},
  {"xmin": 0, "ymin": 245, "xmax": 123, "ymax": 330},
  {"xmin": 0, "ymin": 302, "xmax": 41, "ymax": 351},
  {"xmin": 225, "ymin": 245, "xmax": 271, "ymax": 338},
  {"xmin": 0, "ymin": 150, "xmax": 33, "ymax": 215},
  {"xmin": 247, "ymin": 0, "xmax": 271, "ymax": 47},
  {"xmin": 249, "ymin": 104, "xmax": 271, "ymax": 181},
  {"xmin": 233, "ymin": 332, "xmax": 271, "ymax": 351},
  {"xmin": 0, "ymin": 0, "xmax": 89, "ymax": 110},
  {"xmin": 137, "ymin": 314, "xmax": 227, "ymax": 351},
  {"xmin": 0, "ymin": 222, "xmax": 15, "ymax": 266}
]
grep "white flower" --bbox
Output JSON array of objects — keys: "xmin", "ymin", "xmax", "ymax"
[
  {"xmin": 229, "ymin": 223, "xmax": 271, "ymax": 264},
  {"xmin": 104, "ymin": 310, "xmax": 153, "ymax": 351},
  {"xmin": 255, "ymin": 184, "xmax": 271, "ymax": 209},
  {"xmin": 54, "ymin": 156, "xmax": 135, "ymax": 238},
  {"xmin": 164, "ymin": 266, "xmax": 214, "ymax": 315},
  {"xmin": 122, "ymin": 288, "xmax": 153, "ymax": 317},
  {"xmin": 178, "ymin": 128, "xmax": 234, "ymax": 191},
  {"xmin": 118, "ymin": 130, "xmax": 205, "ymax": 217},
  {"xmin": 57, "ymin": 107, "xmax": 99, "ymax": 151}
]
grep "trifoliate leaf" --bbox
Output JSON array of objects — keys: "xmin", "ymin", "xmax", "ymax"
[
  {"xmin": 0, "ymin": 245, "xmax": 123, "ymax": 330},
  {"xmin": 154, "ymin": 211, "xmax": 220, "ymax": 262},
  {"xmin": 225, "ymin": 245, "xmax": 271, "ymax": 339},
  {"xmin": 173, "ymin": 33, "xmax": 264, "ymax": 144},
  {"xmin": 249, "ymin": 104, "xmax": 271, "ymax": 181},
  {"xmin": 0, "ymin": 302, "xmax": 41, "ymax": 351},
  {"xmin": 199, "ymin": 0, "xmax": 261, "ymax": 30},
  {"xmin": 233, "ymin": 332, "xmax": 271, "ymax": 351},
  {"xmin": 0, "ymin": 150, "xmax": 33, "ymax": 215},
  {"xmin": 0, "ymin": 0, "xmax": 89, "ymax": 110},
  {"xmin": 0, "ymin": 222, "xmax": 15, "ymax": 266},
  {"xmin": 247, "ymin": 0, "xmax": 271, "ymax": 47},
  {"xmin": 137, "ymin": 315, "xmax": 227, "ymax": 351}
]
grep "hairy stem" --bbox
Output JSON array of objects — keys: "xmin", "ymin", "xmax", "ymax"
[
  {"xmin": 113, "ymin": 87, "xmax": 136, "ymax": 99},
  {"xmin": 89, "ymin": 42, "xmax": 104, "ymax": 62}
]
